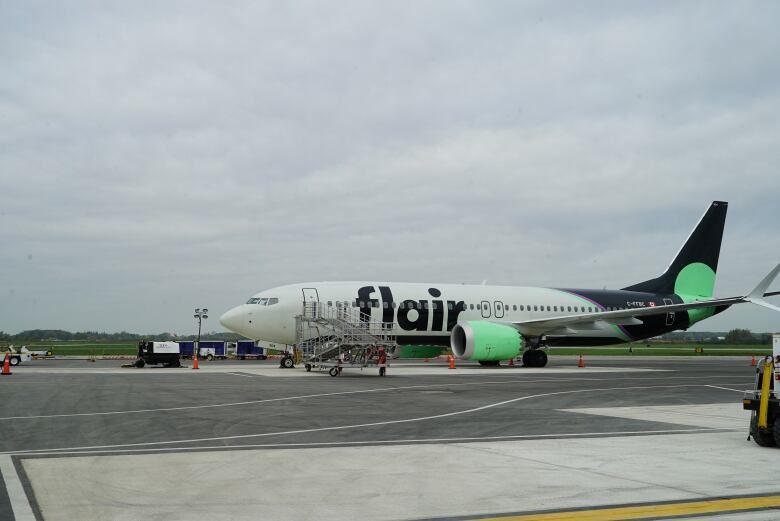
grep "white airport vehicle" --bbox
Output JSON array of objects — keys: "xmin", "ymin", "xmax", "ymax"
[
  {"xmin": 20, "ymin": 346, "xmax": 53, "ymax": 358},
  {"xmin": 220, "ymin": 202, "xmax": 780, "ymax": 367},
  {"xmin": 1, "ymin": 346, "xmax": 32, "ymax": 366},
  {"xmin": 135, "ymin": 341, "xmax": 182, "ymax": 368}
]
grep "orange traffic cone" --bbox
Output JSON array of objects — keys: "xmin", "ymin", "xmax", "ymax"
[
  {"xmin": 578, "ymin": 355, "xmax": 585, "ymax": 368},
  {"xmin": 1, "ymin": 353, "xmax": 11, "ymax": 376},
  {"xmin": 192, "ymin": 355, "xmax": 199, "ymax": 370},
  {"xmin": 448, "ymin": 355, "xmax": 456, "ymax": 369},
  {"xmin": 751, "ymin": 355, "xmax": 757, "ymax": 367}
]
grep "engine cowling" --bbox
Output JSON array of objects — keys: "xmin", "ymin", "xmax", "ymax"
[{"xmin": 450, "ymin": 321, "xmax": 522, "ymax": 361}]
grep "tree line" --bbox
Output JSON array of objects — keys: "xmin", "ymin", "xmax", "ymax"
[{"xmin": 0, "ymin": 329, "xmax": 244, "ymax": 342}]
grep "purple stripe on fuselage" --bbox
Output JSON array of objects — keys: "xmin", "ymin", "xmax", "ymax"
[{"xmin": 555, "ymin": 288, "xmax": 633, "ymax": 340}]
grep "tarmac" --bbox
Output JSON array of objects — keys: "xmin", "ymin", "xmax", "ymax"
[{"xmin": 0, "ymin": 356, "xmax": 776, "ymax": 521}]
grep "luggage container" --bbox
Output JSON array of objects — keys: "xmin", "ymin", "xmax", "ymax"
[
  {"xmin": 178, "ymin": 341, "xmax": 196, "ymax": 358},
  {"xmin": 236, "ymin": 340, "xmax": 267, "ymax": 360},
  {"xmin": 198, "ymin": 341, "xmax": 227, "ymax": 361}
]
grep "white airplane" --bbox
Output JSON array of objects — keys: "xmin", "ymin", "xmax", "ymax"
[{"xmin": 219, "ymin": 201, "xmax": 780, "ymax": 367}]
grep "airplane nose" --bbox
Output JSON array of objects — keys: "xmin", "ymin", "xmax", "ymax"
[{"xmin": 219, "ymin": 306, "xmax": 244, "ymax": 333}]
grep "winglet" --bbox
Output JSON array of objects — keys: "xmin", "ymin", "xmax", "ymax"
[
  {"xmin": 747, "ymin": 298, "xmax": 780, "ymax": 313},
  {"xmin": 745, "ymin": 262, "xmax": 780, "ymax": 313},
  {"xmin": 747, "ymin": 262, "xmax": 780, "ymax": 299}
]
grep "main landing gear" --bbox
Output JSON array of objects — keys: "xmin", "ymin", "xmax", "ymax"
[{"xmin": 522, "ymin": 349, "xmax": 548, "ymax": 368}]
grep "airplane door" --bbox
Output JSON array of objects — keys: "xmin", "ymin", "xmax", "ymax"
[
  {"xmin": 494, "ymin": 301, "xmax": 505, "ymax": 318},
  {"xmin": 302, "ymin": 288, "xmax": 319, "ymax": 302},
  {"xmin": 663, "ymin": 298, "xmax": 674, "ymax": 326},
  {"xmin": 302, "ymin": 288, "xmax": 320, "ymax": 319},
  {"xmin": 480, "ymin": 300, "xmax": 492, "ymax": 318}
]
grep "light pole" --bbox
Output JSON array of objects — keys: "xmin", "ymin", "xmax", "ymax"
[{"xmin": 194, "ymin": 308, "xmax": 208, "ymax": 359}]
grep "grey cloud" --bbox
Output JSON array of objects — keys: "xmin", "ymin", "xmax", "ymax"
[{"xmin": 0, "ymin": 1, "xmax": 778, "ymax": 334}]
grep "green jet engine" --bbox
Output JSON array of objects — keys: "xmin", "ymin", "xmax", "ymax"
[{"xmin": 450, "ymin": 321, "xmax": 522, "ymax": 361}]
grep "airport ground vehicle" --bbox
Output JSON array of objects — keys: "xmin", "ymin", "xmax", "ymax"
[
  {"xmin": 234, "ymin": 340, "xmax": 267, "ymax": 360},
  {"xmin": 1, "ymin": 346, "xmax": 31, "ymax": 366},
  {"xmin": 135, "ymin": 341, "xmax": 181, "ymax": 368},
  {"xmin": 20, "ymin": 346, "xmax": 53, "ymax": 357},
  {"xmin": 197, "ymin": 341, "xmax": 227, "ymax": 360},
  {"xmin": 177, "ymin": 341, "xmax": 194, "ymax": 358},
  {"xmin": 743, "ymin": 334, "xmax": 780, "ymax": 447},
  {"xmin": 177, "ymin": 341, "xmax": 228, "ymax": 360}
]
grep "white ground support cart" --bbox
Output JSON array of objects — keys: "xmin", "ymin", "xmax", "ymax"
[
  {"xmin": 1, "ymin": 346, "xmax": 32, "ymax": 366},
  {"xmin": 19, "ymin": 346, "xmax": 53, "ymax": 358},
  {"xmin": 743, "ymin": 334, "xmax": 780, "ymax": 447}
]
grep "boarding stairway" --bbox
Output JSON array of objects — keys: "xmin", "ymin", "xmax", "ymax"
[{"xmin": 295, "ymin": 301, "xmax": 396, "ymax": 370}]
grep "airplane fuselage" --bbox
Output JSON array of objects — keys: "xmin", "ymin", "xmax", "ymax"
[{"xmin": 219, "ymin": 281, "xmax": 702, "ymax": 347}]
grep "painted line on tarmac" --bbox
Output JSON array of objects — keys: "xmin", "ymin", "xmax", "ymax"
[
  {"xmin": 1, "ymin": 383, "xmax": 731, "ymax": 455},
  {"xmin": 0, "ymin": 456, "xmax": 35, "ymax": 520},
  {"xmin": 10, "ymin": 428, "xmax": 734, "ymax": 457},
  {"xmin": 0, "ymin": 378, "xmax": 525, "ymax": 421},
  {"xmin": 225, "ymin": 372, "xmax": 257, "ymax": 378},
  {"xmin": 457, "ymin": 493, "xmax": 780, "ymax": 521},
  {"xmin": 705, "ymin": 384, "xmax": 747, "ymax": 393},
  {"xmin": 0, "ymin": 374, "xmax": 753, "ymax": 422}
]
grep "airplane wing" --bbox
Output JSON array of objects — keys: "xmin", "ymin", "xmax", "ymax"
[{"xmin": 511, "ymin": 263, "xmax": 780, "ymax": 337}]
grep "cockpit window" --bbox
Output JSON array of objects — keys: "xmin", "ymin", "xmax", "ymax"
[
  {"xmin": 266, "ymin": 298, "xmax": 279, "ymax": 306},
  {"xmin": 246, "ymin": 297, "xmax": 269, "ymax": 305},
  {"xmin": 246, "ymin": 297, "xmax": 259, "ymax": 304}
]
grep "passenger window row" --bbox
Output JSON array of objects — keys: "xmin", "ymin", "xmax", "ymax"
[{"xmin": 321, "ymin": 300, "xmax": 638, "ymax": 314}]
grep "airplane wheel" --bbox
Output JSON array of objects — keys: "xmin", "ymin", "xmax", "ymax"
[
  {"xmin": 522, "ymin": 349, "xmax": 548, "ymax": 368},
  {"xmin": 281, "ymin": 356, "xmax": 294, "ymax": 369},
  {"xmin": 478, "ymin": 360, "xmax": 500, "ymax": 367},
  {"xmin": 329, "ymin": 367, "xmax": 339, "ymax": 377},
  {"xmin": 750, "ymin": 416, "xmax": 776, "ymax": 447}
]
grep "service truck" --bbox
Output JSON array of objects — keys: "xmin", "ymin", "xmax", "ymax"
[{"xmin": 135, "ymin": 341, "xmax": 181, "ymax": 368}]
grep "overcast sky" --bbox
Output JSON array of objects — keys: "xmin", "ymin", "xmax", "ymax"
[{"xmin": 1, "ymin": 1, "xmax": 778, "ymax": 335}]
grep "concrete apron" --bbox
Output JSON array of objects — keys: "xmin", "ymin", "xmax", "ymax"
[{"xmin": 20, "ymin": 403, "xmax": 772, "ymax": 521}]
